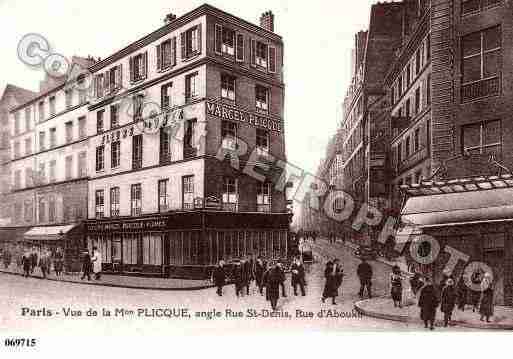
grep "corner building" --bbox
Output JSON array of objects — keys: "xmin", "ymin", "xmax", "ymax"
[{"xmin": 85, "ymin": 5, "xmax": 290, "ymax": 278}]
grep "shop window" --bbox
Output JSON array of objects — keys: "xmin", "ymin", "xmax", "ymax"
[
  {"xmin": 143, "ymin": 235, "xmax": 162, "ymax": 266},
  {"xmin": 122, "ymin": 235, "xmax": 138, "ymax": 265},
  {"xmin": 257, "ymin": 181, "xmax": 271, "ymax": 213},
  {"xmin": 462, "ymin": 119, "xmax": 501, "ymax": 157},
  {"xmin": 101, "ymin": 237, "xmax": 112, "ymax": 264},
  {"xmin": 222, "ymin": 177, "xmax": 238, "ymax": 212}
]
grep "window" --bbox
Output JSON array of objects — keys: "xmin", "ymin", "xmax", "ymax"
[
  {"xmin": 95, "ymin": 190, "xmax": 105, "ymax": 218},
  {"xmin": 157, "ymin": 37, "xmax": 176, "ymax": 71},
  {"xmin": 65, "ymin": 121, "xmax": 73, "ymax": 143},
  {"xmin": 14, "ymin": 170, "xmax": 21, "ymax": 189},
  {"xmin": 48, "ymin": 195, "xmax": 56, "ymax": 222},
  {"xmin": 185, "ymin": 72, "xmax": 199, "ymax": 101},
  {"xmin": 77, "ymin": 76, "xmax": 87, "ymax": 104},
  {"xmin": 110, "ymin": 104, "xmax": 119, "ymax": 128},
  {"xmin": 158, "ymin": 179, "xmax": 169, "ymax": 212},
  {"xmin": 415, "ymin": 87, "xmax": 421, "ymax": 114},
  {"xmin": 111, "ymin": 140, "xmax": 120, "ymax": 168},
  {"xmin": 132, "ymin": 134, "xmax": 143, "ymax": 169},
  {"xmin": 48, "ymin": 127, "xmax": 56, "ymax": 148},
  {"xmin": 129, "ymin": 52, "xmax": 148, "ymax": 82},
  {"xmin": 24, "ymin": 107, "xmax": 31, "ymax": 131},
  {"xmin": 24, "ymin": 168, "xmax": 32, "ymax": 188},
  {"xmin": 133, "ymin": 94, "xmax": 144, "ymax": 121},
  {"xmin": 24, "ymin": 137, "xmax": 31, "ymax": 156},
  {"xmin": 462, "ymin": 26, "xmax": 501, "ymax": 83},
  {"xmin": 143, "ymin": 234, "xmax": 162, "ymax": 266},
  {"xmin": 183, "ymin": 119, "xmax": 197, "ymax": 158},
  {"xmin": 215, "ymin": 24, "xmax": 235, "ymax": 56},
  {"xmin": 49, "ymin": 159, "xmax": 56, "ymax": 182},
  {"xmin": 24, "ymin": 200, "xmax": 33, "ymax": 222},
  {"xmin": 110, "ymin": 187, "xmax": 120, "ymax": 217},
  {"xmin": 96, "ymin": 110, "xmax": 104, "ymax": 133},
  {"xmin": 38, "ymin": 197, "xmax": 45, "ymax": 223},
  {"xmin": 221, "ymin": 120, "xmax": 237, "ymax": 151},
  {"xmin": 65, "ymin": 89, "xmax": 72, "ymax": 108},
  {"xmin": 13, "ymin": 141, "xmax": 20, "ymax": 158},
  {"xmin": 268, "ymin": 47, "xmax": 277, "ymax": 73},
  {"xmin": 95, "ymin": 74, "xmax": 104, "ymax": 98},
  {"xmin": 462, "ymin": 120, "xmax": 501, "ymax": 156},
  {"xmin": 414, "ymin": 128, "xmax": 420, "ymax": 152},
  {"xmin": 236, "ymin": 33, "xmax": 244, "ymax": 61},
  {"xmin": 78, "ymin": 116, "xmax": 86, "ymax": 138},
  {"xmin": 182, "ymin": 25, "xmax": 201, "ymax": 59},
  {"xmin": 405, "ymin": 98, "xmax": 411, "ymax": 119},
  {"xmin": 39, "ymin": 131, "xmax": 46, "ymax": 151},
  {"xmin": 131, "ymin": 184, "xmax": 142, "ymax": 216},
  {"xmin": 106, "ymin": 65, "xmax": 122, "ymax": 93},
  {"xmin": 161, "ymin": 83, "xmax": 172, "ymax": 109},
  {"xmin": 257, "ymin": 182, "xmax": 271, "ymax": 213},
  {"xmin": 462, "ymin": 0, "xmax": 500, "ymax": 16},
  {"xmin": 96, "ymin": 145, "xmax": 105, "ymax": 172},
  {"xmin": 256, "ymin": 128, "xmax": 269, "ymax": 154},
  {"xmin": 405, "ymin": 136, "xmax": 411, "ymax": 157},
  {"xmin": 253, "ymin": 41, "xmax": 268, "ymax": 68},
  {"xmin": 221, "ymin": 74, "xmax": 235, "ymax": 101},
  {"xmin": 160, "ymin": 126, "xmax": 171, "ymax": 164},
  {"xmin": 14, "ymin": 112, "xmax": 20, "ymax": 135},
  {"xmin": 38, "ymin": 101, "xmax": 45, "ymax": 122},
  {"xmin": 38, "ymin": 162, "xmax": 46, "ymax": 184},
  {"xmin": 222, "ymin": 177, "xmax": 238, "ymax": 211},
  {"xmin": 78, "ymin": 151, "xmax": 87, "ymax": 177},
  {"xmin": 49, "ymin": 96, "xmax": 56, "ymax": 116},
  {"xmin": 255, "ymin": 85, "xmax": 269, "ymax": 113},
  {"xmin": 65, "ymin": 155, "xmax": 73, "ymax": 180},
  {"xmin": 182, "ymin": 175, "xmax": 194, "ymax": 209}
]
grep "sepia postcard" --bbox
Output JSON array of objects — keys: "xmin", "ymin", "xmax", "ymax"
[{"xmin": 0, "ymin": 0, "xmax": 512, "ymax": 355}]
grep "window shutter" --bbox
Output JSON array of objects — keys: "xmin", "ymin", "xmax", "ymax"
[
  {"xmin": 156, "ymin": 44, "xmax": 162, "ymax": 71},
  {"xmin": 236, "ymin": 33, "xmax": 244, "ymax": 62},
  {"xmin": 215, "ymin": 24, "xmax": 222, "ymax": 54},
  {"xmin": 171, "ymin": 37, "xmax": 177, "ymax": 66},
  {"xmin": 116, "ymin": 64, "xmax": 122, "ymax": 89},
  {"xmin": 250, "ymin": 39, "xmax": 256, "ymax": 66},
  {"xmin": 180, "ymin": 32, "xmax": 186, "ymax": 59},
  {"xmin": 104, "ymin": 71, "xmax": 110, "ymax": 94},
  {"xmin": 94, "ymin": 75, "xmax": 99, "ymax": 98},
  {"xmin": 197, "ymin": 24, "xmax": 202, "ymax": 55},
  {"xmin": 268, "ymin": 46, "xmax": 276, "ymax": 73},
  {"xmin": 143, "ymin": 52, "xmax": 148, "ymax": 79},
  {"xmin": 129, "ymin": 56, "xmax": 134, "ymax": 83}
]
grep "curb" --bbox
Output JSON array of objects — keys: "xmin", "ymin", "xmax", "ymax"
[
  {"xmin": 354, "ymin": 299, "xmax": 513, "ymax": 330},
  {"xmin": 0, "ymin": 270, "xmax": 215, "ymax": 291}
]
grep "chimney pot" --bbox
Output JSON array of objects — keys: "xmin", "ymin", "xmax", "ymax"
[
  {"xmin": 259, "ymin": 10, "xmax": 274, "ymax": 32},
  {"xmin": 164, "ymin": 13, "xmax": 177, "ymax": 24}
]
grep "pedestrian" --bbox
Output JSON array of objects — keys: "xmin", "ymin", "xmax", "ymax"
[
  {"xmin": 266, "ymin": 262, "xmax": 282, "ymax": 310},
  {"xmin": 410, "ymin": 271, "xmax": 423, "ymax": 296},
  {"xmin": 54, "ymin": 248, "xmax": 64, "ymax": 277},
  {"xmin": 276, "ymin": 261, "xmax": 287, "ymax": 297},
  {"xmin": 91, "ymin": 246, "xmax": 102, "ymax": 280},
  {"xmin": 456, "ymin": 275, "xmax": 467, "ymax": 311},
  {"xmin": 470, "ymin": 270, "xmax": 482, "ymax": 312},
  {"xmin": 357, "ymin": 258, "xmax": 373, "ymax": 298},
  {"xmin": 22, "ymin": 251, "xmax": 31, "ymax": 278},
  {"xmin": 233, "ymin": 261, "xmax": 243, "ymax": 297},
  {"xmin": 322, "ymin": 259, "xmax": 343, "ymax": 305},
  {"xmin": 243, "ymin": 257, "xmax": 253, "ymax": 296},
  {"xmin": 390, "ymin": 265, "xmax": 403, "ymax": 308},
  {"xmin": 418, "ymin": 277, "xmax": 439, "ymax": 330},
  {"xmin": 479, "ymin": 273, "xmax": 494, "ymax": 323},
  {"xmin": 255, "ymin": 258, "xmax": 266, "ymax": 295},
  {"xmin": 291, "ymin": 257, "xmax": 306, "ymax": 296},
  {"xmin": 440, "ymin": 278, "xmax": 457, "ymax": 327},
  {"xmin": 29, "ymin": 247, "xmax": 38, "ymax": 274},
  {"xmin": 211, "ymin": 260, "xmax": 226, "ymax": 296},
  {"xmin": 81, "ymin": 250, "xmax": 92, "ymax": 281},
  {"xmin": 2, "ymin": 249, "xmax": 12, "ymax": 269},
  {"xmin": 312, "ymin": 231, "xmax": 317, "ymax": 243},
  {"xmin": 39, "ymin": 249, "xmax": 51, "ymax": 279}
]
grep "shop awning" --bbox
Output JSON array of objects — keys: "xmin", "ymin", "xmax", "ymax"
[
  {"xmin": 401, "ymin": 187, "xmax": 513, "ymax": 228},
  {"xmin": 24, "ymin": 224, "xmax": 78, "ymax": 241}
]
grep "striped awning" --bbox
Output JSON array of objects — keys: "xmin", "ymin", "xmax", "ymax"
[{"xmin": 24, "ymin": 224, "xmax": 78, "ymax": 241}]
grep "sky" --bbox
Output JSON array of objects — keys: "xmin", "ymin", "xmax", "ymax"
[{"xmin": 0, "ymin": 0, "xmax": 374, "ymax": 174}]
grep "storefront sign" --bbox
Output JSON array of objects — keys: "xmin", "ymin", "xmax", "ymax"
[
  {"xmin": 87, "ymin": 218, "xmax": 167, "ymax": 233},
  {"xmin": 102, "ymin": 125, "xmax": 135, "ymax": 144},
  {"xmin": 206, "ymin": 101, "xmax": 282, "ymax": 133},
  {"xmin": 194, "ymin": 196, "xmax": 221, "ymax": 210}
]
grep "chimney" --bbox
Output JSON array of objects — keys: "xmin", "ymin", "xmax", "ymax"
[
  {"xmin": 164, "ymin": 13, "xmax": 177, "ymax": 24},
  {"xmin": 259, "ymin": 11, "xmax": 274, "ymax": 32}
]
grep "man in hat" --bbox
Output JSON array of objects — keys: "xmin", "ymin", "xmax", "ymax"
[
  {"xmin": 212, "ymin": 260, "xmax": 226, "ymax": 296},
  {"xmin": 255, "ymin": 257, "xmax": 266, "ymax": 295},
  {"xmin": 276, "ymin": 261, "xmax": 287, "ymax": 297},
  {"xmin": 233, "ymin": 260, "xmax": 243, "ymax": 297},
  {"xmin": 81, "ymin": 250, "xmax": 92, "ymax": 281}
]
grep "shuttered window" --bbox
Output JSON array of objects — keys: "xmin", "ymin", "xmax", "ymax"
[
  {"xmin": 156, "ymin": 37, "xmax": 176, "ymax": 71},
  {"xmin": 181, "ymin": 25, "xmax": 202, "ymax": 59},
  {"xmin": 129, "ymin": 52, "xmax": 148, "ymax": 82}
]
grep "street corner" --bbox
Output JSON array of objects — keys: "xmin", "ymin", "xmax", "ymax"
[{"xmin": 354, "ymin": 297, "xmax": 414, "ymax": 323}]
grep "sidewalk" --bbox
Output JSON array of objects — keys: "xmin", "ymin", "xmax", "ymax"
[
  {"xmin": 355, "ymin": 296, "xmax": 513, "ymax": 330},
  {"xmin": 0, "ymin": 266, "xmax": 213, "ymax": 291}
]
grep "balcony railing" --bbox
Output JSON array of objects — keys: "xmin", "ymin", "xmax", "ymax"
[{"xmin": 461, "ymin": 76, "xmax": 500, "ymax": 103}]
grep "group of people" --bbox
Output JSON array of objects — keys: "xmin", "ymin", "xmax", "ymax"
[
  {"xmin": 212, "ymin": 256, "xmax": 307, "ymax": 310},
  {"xmin": 295, "ymin": 230, "xmax": 318, "ymax": 243},
  {"xmin": 390, "ymin": 265, "xmax": 496, "ymax": 330},
  {"xmin": 18, "ymin": 247, "xmax": 64, "ymax": 278},
  {"xmin": 80, "ymin": 247, "xmax": 102, "ymax": 281}
]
